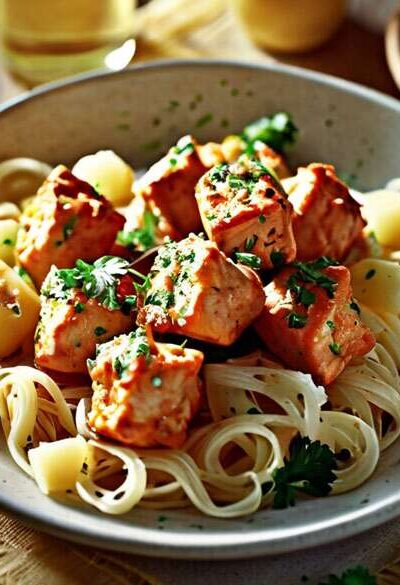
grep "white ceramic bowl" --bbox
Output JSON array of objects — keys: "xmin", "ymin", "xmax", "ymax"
[{"xmin": 1, "ymin": 61, "xmax": 400, "ymax": 560}]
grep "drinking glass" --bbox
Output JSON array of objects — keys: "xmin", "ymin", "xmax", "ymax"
[{"xmin": 0, "ymin": 0, "xmax": 137, "ymax": 87}]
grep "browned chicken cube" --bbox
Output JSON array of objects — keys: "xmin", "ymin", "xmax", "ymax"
[
  {"xmin": 88, "ymin": 328, "xmax": 204, "ymax": 448},
  {"xmin": 35, "ymin": 257, "xmax": 137, "ymax": 373},
  {"xmin": 16, "ymin": 165, "xmax": 125, "ymax": 287},
  {"xmin": 195, "ymin": 157, "xmax": 296, "ymax": 270},
  {"xmin": 254, "ymin": 258, "xmax": 375, "ymax": 385},
  {"xmin": 253, "ymin": 141, "xmax": 291, "ymax": 179},
  {"xmin": 136, "ymin": 135, "xmax": 208, "ymax": 238},
  {"xmin": 285, "ymin": 164, "xmax": 365, "ymax": 262},
  {"xmin": 140, "ymin": 234, "xmax": 265, "ymax": 345}
]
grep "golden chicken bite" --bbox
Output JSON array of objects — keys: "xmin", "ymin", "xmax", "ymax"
[
  {"xmin": 252, "ymin": 141, "xmax": 291, "ymax": 179},
  {"xmin": 88, "ymin": 328, "xmax": 203, "ymax": 448},
  {"xmin": 35, "ymin": 257, "xmax": 137, "ymax": 373},
  {"xmin": 136, "ymin": 135, "xmax": 207, "ymax": 238},
  {"xmin": 254, "ymin": 258, "xmax": 375, "ymax": 385},
  {"xmin": 16, "ymin": 165, "xmax": 125, "ymax": 287},
  {"xmin": 195, "ymin": 158, "xmax": 296, "ymax": 270},
  {"xmin": 284, "ymin": 164, "xmax": 365, "ymax": 262},
  {"xmin": 140, "ymin": 234, "xmax": 265, "ymax": 345}
]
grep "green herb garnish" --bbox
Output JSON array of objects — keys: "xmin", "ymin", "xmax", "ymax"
[
  {"xmin": 94, "ymin": 326, "xmax": 107, "ymax": 337},
  {"xmin": 117, "ymin": 210, "xmax": 158, "ymax": 252},
  {"xmin": 74, "ymin": 302, "xmax": 85, "ymax": 313},
  {"xmin": 287, "ymin": 258, "xmax": 338, "ymax": 307},
  {"xmin": 110, "ymin": 328, "xmax": 152, "ymax": 378},
  {"xmin": 2, "ymin": 238, "xmax": 13, "ymax": 245},
  {"xmin": 319, "ymin": 565, "xmax": 376, "ymax": 585},
  {"xmin": 242, "ymin": 112, "xmax": 298, "ymax": 154},
  {"xmin": 365, "ymin": 269, "xmax": 376, "ymax": 280},
  {"xmin": 209, "ymin": 163, "xmax": 229, "ymax": 185},
  {"xmin": 44, "ymin": 256, "xmax": 137, "ymax": 312},
  {"xmin": 270, "ymin": 250, "xmax": 285, "ymax": 267},
  {"xmin": 287, "ymin": 312, "xmax": 307, "ymax": 329},
  {"xmin": 244, "ymin": 234, "xmax": 258, "ymax": 251},
  {"xmin": 234, "ymin": 252, "xmax": 261, "ymax": 269},
  {"xmin": 326, "ymin": 320, "xmax": 335, "ymax": 330},
  {"xmin": 329, "ymin": 342, "xmax": 342, "ymax": 356},
  {"xmin": 271, "ymin": 436, "xmax": 337, "ymax": 509},
  {"xmin": 145, "ymin": 290, "xmax": 175, "ymax": 310}
]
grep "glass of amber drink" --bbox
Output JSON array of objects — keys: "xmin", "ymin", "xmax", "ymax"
[{"xmin": 0, "ymin": 0, "xmax": 136, "ymax": 87}]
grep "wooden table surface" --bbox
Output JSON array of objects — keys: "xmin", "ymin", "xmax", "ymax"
[{"xmin": 0, "ymin": 17, "xmax": 398, "ymax": 104}]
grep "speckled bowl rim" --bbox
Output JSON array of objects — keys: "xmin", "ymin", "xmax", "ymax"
[{"xmin": 1, "ymin": 60, "xmax": 400, "ymax": 560}]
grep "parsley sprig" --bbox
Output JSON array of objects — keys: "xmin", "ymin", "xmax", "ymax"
[
  {"xmin": 44, "ymin": 256, "xmax": 140, "ymax": 312},
  {"xmin": 117, "ymin": 210, "xmax": 158, "ymax": 252},
  {"xmin": 242, "ymin": 112, "xmax": 298, "ymax": 154},
  {"xmin": 319, "ymin": 566, "xmax": 376, "ymax": 585},
  {"xmin": 264, "ymin": 437, "xmax": 337, "ymax": 509}
]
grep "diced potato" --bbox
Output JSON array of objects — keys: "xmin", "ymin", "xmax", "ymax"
[
  {"xmin": 73, "ymin": 150, "xmax": 134, "ymax": 207},
  {"xmin": 361, "ymin": 190, "xmax": 400, "ymax": 248},
  {"xmin": 0, "ymin": 202, "xmax": 20, "ymax": 221},
  {"xmin": 28, "ymin": 436, "xmax": 87, "ymax": 494},
  {"xmin": 0, "ymin": 260, "xmax": 40, "ymax": 357},
  {"xmin": 0, "ymin": 220, "xmax": 19, "ymax": 266},
  {"xmin": 0, "ymin": 158, "xmax": 52, "ymax": 204},
  {"xmin": 350, "ymin": 258, "xmax": 400, "ymax": 314}
]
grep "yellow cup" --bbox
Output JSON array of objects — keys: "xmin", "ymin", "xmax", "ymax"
[{"xmin": 231, "ymin": 0, "xmax": 348, "ymax": 53}]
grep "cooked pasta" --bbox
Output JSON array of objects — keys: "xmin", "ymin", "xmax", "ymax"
[{"xmin": 1, "ymin": 117, "xmax": 400, "ymax": 520}]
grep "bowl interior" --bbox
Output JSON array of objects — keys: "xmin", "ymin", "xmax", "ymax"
[{"xmin": 1, "ymin": 61, "xmax": 400, "ymax": 559}]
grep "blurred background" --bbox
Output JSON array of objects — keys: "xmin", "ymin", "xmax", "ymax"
[{"xmin": 0, "ymin": 0, "xmax": 400, "ymax": 100}]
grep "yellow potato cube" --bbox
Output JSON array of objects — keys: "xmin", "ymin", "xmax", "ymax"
[
  {"xmin": 28, "ymin": 436, "xmax": 87, "ymax": 494},
  {"xmin": 362, "ymin": 190, "xmax": 400, "ymax": 248},
  {"xmin": 0, "ymin": 219, "xmax": 19, "ymax": 266},
  {"xmin": 0, "ymin": 260, "xmax": 40, "ymax": 357},
  {"xmin": 73, "ymin": 150, "xmax": 134, "ymax": 207},
  {"xmin": 350, "ymin": 258, "xmax": 400, "ymax": 314}
]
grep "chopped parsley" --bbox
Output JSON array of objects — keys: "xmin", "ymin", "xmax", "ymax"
[
  {"xmin": 329, "ymin": 342, "xmax": 342, "ymax": 356},
  {"xmin": 242, "ymin": 112, "xmax": 298, "ymax": 154},
  {"xmin": 286, "ymin": 257, "xmax": 339, "ymax": 330},
  {"xmin": 258, "ymin": 214, "xmax": 266, "ymax": 224},
  {"xmin": 74, "ymin": 302, "xmax": 85, "ymax": 313},
  {"xmin": 62, "ymin": 216, "xmax": 78, "ymax": 242},
  {"xmin": 287, "ymin": 312, "xmax": 307, "ymax": 329},
  {"xmin": 117, "ymin": 210, "xmax": 158, "ymax": 252},
  {"xmin": 172, "ymin": 139, "xmax": 195, "ymax": 157},
  {"xmin": 365, "ymin": 269, "xmax": 376, "ymax": 280},
  {"xmin": 2, "ymin": 238, "xmax": 13, "ymax": 245},
  {"xmin": 234, "ymin": 252, "xmax": 261, "ymax": 269},
  {"xmin": 244, "ymin": 234, "xmax": 258, "ymax": 251},
  {"xmin": 145, "ymin": 290, "xmax": 175, "ymax": 310},
  {"xmin": 326, "ymin": 320, "xmax": 335, "ymax": 330},
  {"xmin": 270, "ymin": 250, "xmax": 285, "ymax": 267},
  {"xmin": 270, "ymin": 436, "xmax": 337, "ymax": 509},
  {"xmin": 94, "ymin": 326, "xmax": 107, "ymax": 337},
  {"xmin": 209, "ymin": 163, "xmax": 229, "ymax": 185},
  {"xmin": 110, "ymin": 328, "xmax": 152, "ymax": 378}
]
